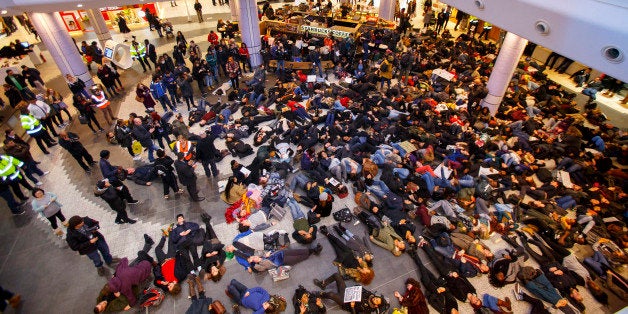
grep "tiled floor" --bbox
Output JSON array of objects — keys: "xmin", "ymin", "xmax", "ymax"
[{"xmin": 0, "ymin": 4, "xmax": 627, "ymax": 314}]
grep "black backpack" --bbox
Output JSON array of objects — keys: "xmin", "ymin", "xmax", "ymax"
[{"xmin": 380, "ymin": 62, "xmax": 389, "ymax": 72}]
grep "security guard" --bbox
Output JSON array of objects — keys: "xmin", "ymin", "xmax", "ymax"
[
  {"xmin": 130, "ymin": 40, "xmax": 151, "ymax": 72},
  {"xmin": 0, "ymin": 154, "xmax": 32, "ymax": 202},
  {"xmin": 19, "ymin": 108, "xmax": 57, "ymax": 154}
]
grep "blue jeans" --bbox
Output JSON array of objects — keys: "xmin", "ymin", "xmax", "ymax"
[
  {"xmin": 227, "ymin": 279, "xmax": 249, "ymax": 304},
  {"xmin": 314, "ymin": 61, "xmax": 323, "ymax": 77},
  {"xmin": 276, "ymin": 60, "xmax": 285, "ymax": 73},
  {"xmin": 366, "ymin": 180, "xmax": 391, "ymax": 199},
  {"xmin": 146, "ymin": 143, "xmax": 159, "ymax": 162},
  {"xmin": 556, "ymin": 195, "xmax": 576, "ymax": 209},
  {"xmin": 584, "ymin": 251, "xmax": 610, "ymax": 276},
  {"xmin": 287, "ymin": 197, "xmax": 305, "ymax": 220},
  {"xmin": 392, "ymin": 168, "xmax": 409, "ymax": 179},
  {"xmin": 203, "ymin": 74, "xmax": 214, "ymax": 88},
  {"xmin": 85, "ymin": 237, "xmax": 113, "ymax": 267},
  {"xmin": 380, "ymin": 78, "xmax": 391, "ymax": 89},
  {"xmin": 582, "ymin": 88, "xmax": 598, "ymax": 99},
  {"xmin": 157, "ymin": 95, "xmax": 174, "ymax": 111},
  {"xmin": 289, "ymin": 173, "xmax": 310, "ymax": 191}
]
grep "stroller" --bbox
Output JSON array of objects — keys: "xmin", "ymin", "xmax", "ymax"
[{"xmin": 162, "ymin": 20, "xmax": 174, "ymax": 38}]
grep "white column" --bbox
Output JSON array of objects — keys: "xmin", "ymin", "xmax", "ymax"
[
  {"xmin": 87, "ymin": 9, "xmax": 112, "ymax": 49},
  {"xmin": 379, "ymin": 0, "xmax": 396, "ymax": 21},
  {"xmin": 230, "ymin": 0, "xmax": 240, "ymax": 21},
  {"xmin": 482, "ymin": 32, "xmax": 528, "ymax": 115},
  {"xmin": 29, "ymin": 12, "xmax": 93, "ymax": 87},
  {"xmin": 183, "ymin": 0, "xmax": 192, "ymax": 22},
  {"xmin": 238, "ymin": 0, "xmax": 262, "ymax": 67}
]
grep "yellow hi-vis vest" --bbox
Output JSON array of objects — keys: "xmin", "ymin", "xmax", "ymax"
[
  {"xmin": 0, "ymin": 155, "xmax": 24, "ymax": 182},
  {"xmin": 20, "ymin": 114, "xmax": 43, "ymax": 135}
]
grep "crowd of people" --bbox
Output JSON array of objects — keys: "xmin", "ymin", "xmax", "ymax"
[{"xmin": 1, "ymin": 1, "xmax": 628, "ymax": 313}]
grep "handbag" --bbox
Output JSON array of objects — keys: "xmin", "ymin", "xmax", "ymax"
[
  {"xmin": 78, "ymin": 114, "xmax": 89, "ymax": 124},
  {"xmin": 210, "ymin": 300, "xmax": 226, "ymax": 314},
  {"xmin": 135, "ymin": 95, "xmax": 144, "ymax": 102}
]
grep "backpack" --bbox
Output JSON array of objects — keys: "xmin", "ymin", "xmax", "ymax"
[
  {"xmin": 380, "ymin": 62, "xmax": 389, "ymax": 73},
  {"xmin": 333, "ymin": 207, "xmax": 354, "ymax": 223},
  {"xmin": 138, "ymin": 287, "xmax": 165, "ymax": 308},
  {"xmin": 268, "ymin": 295, "xmax": 287, "ymax": 313}
]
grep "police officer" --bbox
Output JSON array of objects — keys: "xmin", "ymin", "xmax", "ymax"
[
  {"xmin": 130, "ymin": 40, "xmax": 151, "ymax": 73},
  {"xmin": 0, "ymin": 154, "xmax": 33, "ymax": 204},
  {"xmin": 19, "ymin": 108, "xmax": 57, "ymax": 154}
]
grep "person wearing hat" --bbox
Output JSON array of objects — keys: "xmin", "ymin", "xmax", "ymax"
[
  {"xmin": 94, "ymin": 179, "xmax": 136, "ymax": 224},
  {"xmin": 66, "ymin": 215, "xmax": 120, "ymax": 276},
  {"xmin": 174, "ymin": 152, "xmax": 204, "ymax": 202}
]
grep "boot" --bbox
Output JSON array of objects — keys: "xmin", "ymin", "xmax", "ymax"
[
  {"xmin": 144, "ymin": 234, "xmax": 154, "ymax": 245},
  {"xmin": 195, "ymin": 274, "xmax": 204, "ymax": 294},
  {"xmin": 187, "ymin": 277, "xmax": 196, "ymax": 299},
  {"xmin": 97, "ymin": 266, "xmax": 106, "ymax": 276},
  {"xmin": 54, "ymin": 228, "xmax": 64, "ymax": 237},
  {"xmin": 319, "ymin": 225, "xmax": 329, "ymax": 236},
  {"xmin": 313, "ymin": 278, "xmax": 327, "ymax": 289},
  {"xmin": 8, "ymin": 294, "xmax": 21, "ymax": 308},
  {"xmin": 201, "ymin": 213, "xmax": 212, "ymax": 224},
  {"xmin": 62, "ymin": 220, "xmax": 69, "ymax": 227},
  {"xmin": 309, "ymin": 243, "xmax": 323, "ymax": 255}
]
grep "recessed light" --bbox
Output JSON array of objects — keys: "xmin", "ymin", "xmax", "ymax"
[{"xmin": 77, "ymin": 4, "xmax": 83, "ymax": 7}]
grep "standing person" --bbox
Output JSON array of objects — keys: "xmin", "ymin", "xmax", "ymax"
[
  {"xmin": 91, "ymin": 85, "xmax": 116, "ymax": 125},
  {"xmin": 19, "ymin": 108, "xmax": 57, "ymax": 154},
  {"xmin": 27, "ymin": 96, "xmax": 58, "ymax": 137},
  {"xmin": 4, "ymin": 69, "xmax": 35, "ymax": 100},
  {"xmin": 131, "ymin": 117, "xmax": 159, "ymax": 162},
  {"xmin": 131, "ymin": 40, "xmax": 151, "ymax": 73},
  {"xmin": 194, "ymin": 0, "xmax": 204, "ymax": 23},
  {"xmin": 58, "ymin": 131, "xmax": 96, "ymax": 174},
  {"xmin": 154, "ymin": 149, "xmax": 183, "ymax": 199},
  {"xmin": 113, "ymin": 120, "xmax": 137, "ymax": 159},
  {"xmin": 0, "ymin": 154, "xmax": 33, "ymax": 203},
  {"xmin": 150, "ymin": 75, "xmax": 176, "ymax": 112},
  {"xmin": 174, "ymin": 152, "xmax": 205, "ymax": 202},
  {"xmin": 31, "ymin": 188, "xmax": 68, "ymax": 237},
  {"xmin": 162, "ymin": 70, "xmax": 181, "ymax": 106},
  {"xmin": 66, "ymin": 74, "xmax": 90, "ymax": 98},
  {"xmin": 466, "ymin": 77, "xmax": 488, "ymax": 123},
  {"xmin": 3, "ymin": 84, "xmax": 23, "ymax": 108},
  {"xmin": 94, "ymin": 179, "xmax": 137, "ymax": 224},
  {"xmin": 3, "ymin": 138, "xmax": 48, "ymax": 187},
  {"xmin": 454, "ymin": 10, "xmax": 468, "ymax": 31},
  {"xmin": 0, "ymin": 181, "xmax": 25, "ymax": 215},
  {"xmin": 135, "ymin": 83, "xmax": 157, "ymax": 112},
  {"xmin": 44, "ymin": 88, "xmax": 72, "ymax": 126},
  {"xmin": 226, "ymin": 56, "xmax": 240, "ymax": 88},
  {"xmin": 176, "ymin": 72, "xmax": 195, "ymax": 111},
  {"xmin": 73, "ymin": 94, "xmax": 104, "ymax": 134},
  {"xmin": 117, "ymin": 14, "xmax": 131, "ymax": 40},
  {"xmin": 379, "ymin": 56, "xmax": 393, "ymax": 90},
  {"xmin": 195, "ymin": 130, "xmax": 220, "ymax": 178},
  {"xmin": 66, "ymin": 215, "xmax": 120, "ymax": 276},
  {"xmin": 145, "ymin": 39, "xmax": 158, "ymax": 69},
  {"xmin": 238, "ymin": 43, "xmax": 251, "ymax": 73},
  {"xmin": 21, "ymin": 65, "xmax": 45, "ymax": 93},
  {"xmin": 96, "ymin": 64, "xmax": 119, "ymax": 98}
]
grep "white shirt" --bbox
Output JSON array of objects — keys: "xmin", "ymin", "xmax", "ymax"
[{"xmin": 28, "ymin": 101, "xmax": 51, "ymax": 120}]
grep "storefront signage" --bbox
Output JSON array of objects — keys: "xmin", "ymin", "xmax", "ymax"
[{"xmin": 300, "ymin": 25, "xmax": 351, "ymax": 38}]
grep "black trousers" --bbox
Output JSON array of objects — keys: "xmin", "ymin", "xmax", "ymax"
[
  {"xmin": 41, "ymin": 117, "xmax": 58, "ymax": 137},
  {"xmin": 31, "ymin": 130, "xmax": 56, "ymax": 153},
  {"xmin": 8, "ymin": 178, "xmax": 32, "ymax": 200},
  {"xmin": 162, "ymin": 174, "xmax": 180, "ymax": 195},
  {"xmin": 71, "ymin": 149, "xmax": 94, "ymax": 171},
  {"xmin": 185, "ymin": 181, "xmax": 201, "ymax": 200}
]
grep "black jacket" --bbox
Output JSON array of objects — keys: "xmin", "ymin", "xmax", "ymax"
[
  {"xmin": 58, "ymin": 133, "xmax": 86, "ymax": 156},
  {"xmin": 66, "ymin": 217, "xmax": 104, "ymax": 255},
  {"xmin": 174, "ymin": 160, "xmax": 196, "ymax": 185},
  {"xmin": 196, "ymin": 135, "xmax": 219, "ymax": 161},
  {"xmin": 94, "ymin": 185, "xmax": 125, "ymax": 211}
]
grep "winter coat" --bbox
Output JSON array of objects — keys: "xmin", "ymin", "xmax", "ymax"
[{"xmin": 107, "ymin": 258, "xmax": 152, "ymax": 306}]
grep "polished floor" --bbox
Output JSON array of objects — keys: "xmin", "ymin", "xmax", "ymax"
[{"xmin": 0, "ymin": 5, "xmax": 626, "ymax": 314}]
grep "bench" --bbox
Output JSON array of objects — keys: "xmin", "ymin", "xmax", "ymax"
[{"xmin": 268, "ymin": 60, "xmax": 334, "ymax": 71}]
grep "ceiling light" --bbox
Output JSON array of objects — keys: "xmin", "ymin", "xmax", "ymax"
[
  {"xmin": 77, "ymin": 4, "xmax": 83, "ymax": 7},
  {"xmin": 1, "ymin": 10, "xmax": 7, "ymax": 14}
]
